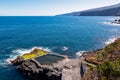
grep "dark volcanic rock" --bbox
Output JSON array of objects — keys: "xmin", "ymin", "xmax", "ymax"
[
  {"xmin": 12, "ymin": 54, "xmax": 82, "ymax": 80},
  {"xmin": 16, "ymin": 59, "xmax": 63, "ymax": 80},
  {"xmin": 11, "ymin": 56, "xmax": 24, "ymax": 66},
  {"xmin": 12, "ymin": 49, "xmax": 82, "ymax": 80},
  {"xmin": 112, "ymin": 19, "xmax": 120, "ymax": 24}
]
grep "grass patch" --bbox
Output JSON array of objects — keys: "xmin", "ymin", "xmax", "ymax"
[{"xmin": 21, "ymin": 49, "xmax": 48, "ymax": 60}]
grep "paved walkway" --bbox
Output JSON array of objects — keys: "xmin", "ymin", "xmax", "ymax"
[{"xmin": 62, "ymin": 59, "xmax": 81, "ymax": 80}]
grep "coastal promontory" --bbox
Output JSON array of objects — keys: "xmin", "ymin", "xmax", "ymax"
[
  {"xmin": 11, "ymin": 38, "xmax": 120, "ymax": 80},
  {"xmin": 11, "ymin": 49, "xmax": 83, "ymax": 80}
]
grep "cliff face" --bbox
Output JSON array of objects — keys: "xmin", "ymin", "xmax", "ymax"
[{"xmin": 61, "ymin": 3, "xmax": 120, "ymax": 16}]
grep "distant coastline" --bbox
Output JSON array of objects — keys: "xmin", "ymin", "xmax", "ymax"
[{"xmin": 59, "ymin": 3, "xmax": 120, "ymax": 16}]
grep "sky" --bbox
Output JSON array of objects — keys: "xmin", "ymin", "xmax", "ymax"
[{"xmin": 0, "ymin": 0, "xmax": 120, "ymax": 16}]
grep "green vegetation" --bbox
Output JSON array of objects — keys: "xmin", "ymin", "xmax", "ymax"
[
  {"xmin": 96, "ymin": 39, "xmax": 120, "ymax": 79},
  {"xmin": 88, "ymin": 39, "xmax": 120, "ymax": 63},
  {"xmin": 21, "ymin": 49, "xmax": 48, "ymax": 60},
  {"xmin": 85, "ymin": 39, "xmax": 120, "ymax": 80},
  {"xmin": 104, "ymin": 39, "xmax": 120, "ymax": 53},
  {"xmin": 97, "ymin": 59, "xmax": 120, "ymax": 80},
  {"xmin": 96, "ymin": 50, "xmax": 108, "ymax": 62}
]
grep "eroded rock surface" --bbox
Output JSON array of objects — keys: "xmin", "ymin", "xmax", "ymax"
[{"xmin": 12, "ymin": 49, "xmax": 82, "ymax": 80}]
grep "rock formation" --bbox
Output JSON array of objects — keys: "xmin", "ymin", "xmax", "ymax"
[
  {"xmin": 11, "ymin": 49, "xmax": 83, "ymax": 80},
  {"xmin": 11, "ymin": 38, "xmax": 120, "ymax": 80},
  {"xmin": 112, "ymin": 19, "xmax": 120, "ymax": 24}
]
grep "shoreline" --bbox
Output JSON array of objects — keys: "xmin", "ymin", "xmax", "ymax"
[
  {"xmin": 10, "ymin": 38, "xmax": 120, "ymax": 80},
  {"xmin": 80, "ymin": 38, "xmax": 120, "ymax": 80}
]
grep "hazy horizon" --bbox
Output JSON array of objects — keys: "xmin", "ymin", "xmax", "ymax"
[{"xmin": 0, "ymin": 0, "xmax": 120, "ymax": 16}]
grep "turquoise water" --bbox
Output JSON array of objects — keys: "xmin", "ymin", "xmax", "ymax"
[{"xmin": 0, "ymin": 16, "xmax": 120, "ymax": 80}]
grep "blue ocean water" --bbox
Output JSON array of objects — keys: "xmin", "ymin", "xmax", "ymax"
[{"xmin": 0, "ymin": 16, "xmax": 120, "ymax": 80}]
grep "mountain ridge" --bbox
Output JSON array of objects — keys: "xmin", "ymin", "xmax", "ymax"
[{"xmin": 60, "ymin": 3, "xmax": 120, "ymax": 16}]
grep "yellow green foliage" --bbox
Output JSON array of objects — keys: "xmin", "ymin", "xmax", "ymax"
[{"xmin": 21, "ymin": 49, "xmax": 48, "ymax": 60}]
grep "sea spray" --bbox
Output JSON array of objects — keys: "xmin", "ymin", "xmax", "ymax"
[
  {"xmin": 102, "ymin": 22, "xmax": 120, "ymax": 26},
  {"xmin": 6, "ymin": 47, "xmax": 51, "ymax": 63},
  {"xmin": 75, "ymin": 51, "xmax": 86, "ymax": 57},
  {"xmin": 104, "ymin": 37, "xmax": 117, "ymax": 45},
  {"xmin": 62, "ymin": 46, "xmax": 69, "ymax": 51}
]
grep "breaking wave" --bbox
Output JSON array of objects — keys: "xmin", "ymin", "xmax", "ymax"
[
  {"xmin": 102, "ymin": 22, "xmax": 120, "ymax": 26},
  {"xmin": 6, "ymin": 47, "xmax": 51, "ymax": 64},
  {"xmin": 0, "ymin": 60, "xmax": 9, "ymax": 67},
  {"xmin": 75, "ymin": 51, "xmax": 86, "ymax": 57},
  {"xmin": 104, "ymin": 37, "xmax": 117, "ymax": 45},
  {"xmin": 62, "ymin": 46, "xmax": 69, "ymax": 51}
]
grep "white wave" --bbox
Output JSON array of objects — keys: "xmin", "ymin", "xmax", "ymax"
[
  {"xmin": 0, "ymin": 60, "xmax": 9, "ymax": 67},
  {"xmin": 108, "ymin": 18, "xmax": 115, "ymax": 20},
  {"xmin": 76, "ymin": 51, "xmax": 86, "ymax": 57},
  {"xmin": 6, "ymin": 46, "xmax": 51, "ymax": 63},
  {"xmin": 104, "ymin": 38, "xmax": 117, "ymax": 45},
  {"xmin": 62, "ymin": 46, "xmax": 69, "ymax": 51},
  {"xmin": 102, "ymin": 22, "xmax": 120, "ymax": 26},
  {"xmin": 102, "ymin": 22, "xmax": 110, "ymax": 24}
]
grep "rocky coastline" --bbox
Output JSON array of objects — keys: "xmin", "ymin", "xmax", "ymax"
[
  {"xmin": 11, "ymin": 38, "xmax": 120, "ymax": 80},
  {"xmin": 83, "ymin": 38, "xmax": 120, "ymax": 80},
  {"xmin": 11, "ymin": 49, "xmax": 84, "ymax": 80},
  {"xmin": 111, "ymin": 19, "xmax": 120, "ymax": 24}
]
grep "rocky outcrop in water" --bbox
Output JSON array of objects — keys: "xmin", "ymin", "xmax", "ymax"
[
  {"xmin": 16, "ymin": 59, "xmax": 62, "ymax": 80},
  {"xmin": 112, "ymin": 19, "xmax": 120, "ymax": 24},
  {"xmin": 12, "ymin": 49, "xmax": 83, "ymax": 80}
]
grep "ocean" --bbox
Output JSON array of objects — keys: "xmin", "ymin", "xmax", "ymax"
[{"xmin": 0, "ymin": 16, "xmax": 120, "ymax": 80}]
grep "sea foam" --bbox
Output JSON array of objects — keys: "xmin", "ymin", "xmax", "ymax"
[
  {"xmin": 6, "ymin": 47, "xmax": 51, "ymax": 64},
  {"xmin": 75, "ymin": 51, "xmax": 86, "ymax": 57},
  {"xmin": 62, "ymin": 46, "xmax": 69, "ymax": 51},
  {"xmin": 102, "ymin": 22, "xmax": 120, "ymax": 26},
  {"xmin": 104, "ymin": 37, "xmax": 117, "ymax": 45}
]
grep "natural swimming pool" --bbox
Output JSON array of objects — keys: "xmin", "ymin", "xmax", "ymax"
[{"xmin": 35, "ymin": 54, "xmax": 65, "ymax": 65}]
